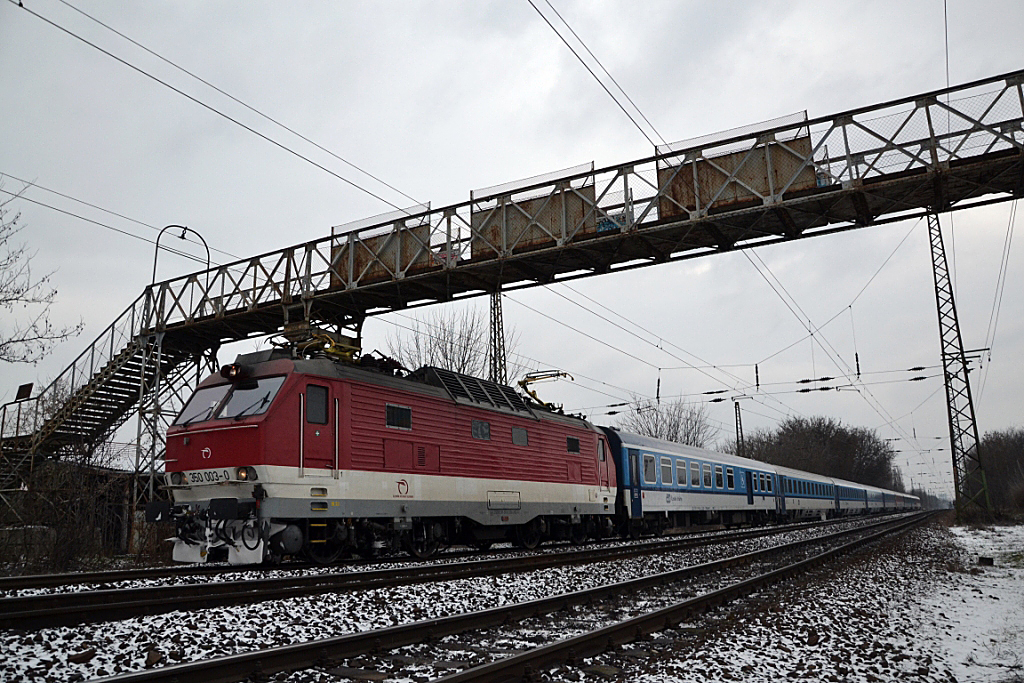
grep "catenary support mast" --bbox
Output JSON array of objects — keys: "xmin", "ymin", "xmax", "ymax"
[{"xmin": 926, "ymin": 212, "xmax": 991, "ymax": 517}]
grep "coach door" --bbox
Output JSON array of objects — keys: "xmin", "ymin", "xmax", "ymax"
[
  {"xmin": 627, "ymin": 448, "xmax": 643, "ymax": 518},
  {"xmin": 598, "ymin": 439, "xmax": 612, "ymax": 492},
  {"xmin": 301, "ymin": 383, "xmax": 336, "ymax": 477},
  {"xmin": 776, "ymin": 475, "xmax": 786, "ymax": 514},
  {"xmin": 745, "ymin": 471, "xmax": 754, "ymax": 505}
]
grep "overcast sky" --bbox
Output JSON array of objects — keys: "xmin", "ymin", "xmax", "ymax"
[{"xmin": 2, "ymin": 1, "xmax": 1022, "ymax": 499}]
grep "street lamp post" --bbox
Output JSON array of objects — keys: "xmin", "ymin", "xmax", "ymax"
[{"xmin": 152, "ymin": 224, "xmax": 210, "ymax": 284}]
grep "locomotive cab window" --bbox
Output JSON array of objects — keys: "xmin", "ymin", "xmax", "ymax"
[
  {"xmin": 598, "ymin": 440, "xmax": 606, "ymax": 461},
  {"xmin": 714, "ymin": 465, "xmax": 724, "ymax": 489},
  {"xmin": 472, "ymin": 420, "xmax": 491, "ymax": 440},
  {"xmin": 661, "ymin": 457, "xmax": 673, "ymax": 486},
  {"xmin": 511, "ymin": 426, "xmax": 529, "ymax": 447},
  {"xmin": 386, "ymin": 404, "xmax": 412, "ymax": 430},
  {"xmin": 703, "ymin": 464, "xmax": 712, "ymax": 488},
  {"xmin": 643, "ymin": 455, "xmax": 657, "ymax": 484},
  {"xmin": 690, "ymin": 462, "xmax": 700, "ymax": 487},
  {"xmin": 567, "ymin": 437, "xmax": 581, "ymax": 453},
  {"xmin": 726, "ymin": 467, "xmax": 735, "ymax": 489},
  {"xmin": 306, "ymin": 385, "xmax": 329, "ymax": 424}
]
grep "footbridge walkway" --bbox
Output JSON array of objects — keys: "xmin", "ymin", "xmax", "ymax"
[{"xmin": 2, "ymin": 69, "xmax": 1022, "ymax": 503}]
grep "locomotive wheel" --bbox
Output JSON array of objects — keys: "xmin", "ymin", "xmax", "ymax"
[
  {"xmin": 515, "ymin": 520, "xmax": 543, "ymax": 550},
  {"xmin": 404, "ymin": 534, "xmax": 441, "ymax": 559},
  {"xmin": 305, "ymin": 541, "xmax": 343, "ymax": 565}
]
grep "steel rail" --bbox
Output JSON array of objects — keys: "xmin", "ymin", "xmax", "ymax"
[
  {"xmin": 83, "ymin": 512, "xmax": 930, "ymax": 683},
  {"xmin": 0, "ymin": 513, "xmax": 848, "ymax": 593},
  {"xmin": 436, "ymin": 511, "xmax": 936, "ymax": 683},
  {"xmin": 0, "ymin": 514, "xmax": 868, "ymax": 629}
]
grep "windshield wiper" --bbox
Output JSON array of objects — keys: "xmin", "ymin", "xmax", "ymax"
[
  {"xmin": 179, "ymin": 406, "xmax": 216, "ymax": 429},
  {"xmin": 233, "ymin": 392, "xmax": 271, "ymax": 420}
]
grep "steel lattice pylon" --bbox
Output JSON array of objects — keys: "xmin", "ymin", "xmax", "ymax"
[
  {"xmin": 927, "ymin": 212, "xmax": 992, "ymax": 516},
  {"xmin": 488, "ymin": 288, "xmax": 507, "ymax": 385}
]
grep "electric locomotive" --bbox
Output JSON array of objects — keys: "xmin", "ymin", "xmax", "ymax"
[{"xmin": 149, "ymin": 342, "xmax": 616, "ymax": 564}]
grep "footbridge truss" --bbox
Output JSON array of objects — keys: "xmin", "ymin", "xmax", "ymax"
[{"xmin": 2, "ymin": 69, "xmax": 1023, "ymax": 504}]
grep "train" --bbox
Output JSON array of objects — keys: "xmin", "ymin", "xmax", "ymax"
[{"xmin": 147, "ymin": 342, "xmax": 920, "ymax": 565}]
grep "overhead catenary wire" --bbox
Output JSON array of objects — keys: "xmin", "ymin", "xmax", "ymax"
[
  {"xmin": 0, "ymin": 171, "xmax": 243, "ymax": 262},
  {"xmin": 525, "ymin": 0, "xmax": 661, "ymax": 147},
  {"xmin": 538, "ymin": 0, "xmax": 666, "ymax": 145},
  {"xmin": 0, "ymin": 186, "xmax": 214, "ymax": 267},
  {"xmin": 51, "ymin": 0, "xmax": 421, "ymax": 209},
  {"xmin": 978, "ymin": 199, "xmax": 1017, "ymax": 401},
  {"xmin": 7, "ymin": 0, "xmax": 411, "ymax": 213}
]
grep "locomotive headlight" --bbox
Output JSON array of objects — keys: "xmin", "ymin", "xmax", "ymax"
[
  {"xmin": 169, "ymin": 472, "xmax": 184, "ymax": 486},
  {"xmin": 236, "ymin": 466, "xmax": 258, "ymax": 481}
]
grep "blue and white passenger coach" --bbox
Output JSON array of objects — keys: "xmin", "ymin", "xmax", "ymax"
[{"xmin": 600, "ymin": 428, "xmax": 919, "ymax": 534}]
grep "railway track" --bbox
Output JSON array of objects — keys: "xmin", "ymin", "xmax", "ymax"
[
  {"xmin": 0, "ymin": 514, "xmax": 885, "ymax": 630},
  {"xmin": 0, "ymin": 515, "xmax": 855, "ymax": 594},
  {"xmin": 69, "ymin": 512, "xmax": 934, "ymax": 683}
]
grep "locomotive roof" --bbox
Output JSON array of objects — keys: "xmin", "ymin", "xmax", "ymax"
[{"xmin": 227, "ymin": 352, "xmax": 596, "ymax": 430}]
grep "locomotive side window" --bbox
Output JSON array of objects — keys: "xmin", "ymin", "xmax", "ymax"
[
  {"xmin": 690, "ymin": 462, "xmax": 700, "ymax": 487},
  {"xmin": 472, "ymin": 420, "xmax": 491, "ymax": 440},
  {"xmin": 661, "ymin": 457, "xmax": 672, "ymax": 486},
  {"xmin": 598, "ymin": 440, "xmax": 606, "ymax": 461},
  {"xmin": 511, "ymin": 426, "xmax": 529, "ymax": 446},
  {"xmin": 726, "ymin": 467, "xmax": 735, "ymax": 489},
  {"xmin": 386, "ymin": 404, "xmax": 412, "ymax": 430},
  {"xmin": 306, "ymin": 385, "xmax": 329, "ymax": 424},
  {"xmin": 714, "ymin": 465, "xmax": 724, "ymax": 489},
  {"xmin": 567, "ymin": 437, "xmax": 581, "ymax": 453},
  {"xmin": 642, "ymin": 455, "xmax": 657, "ymax": 484},
  {"xmin": 702, "ymin": 464, "xmax": 712, "ymax": 488},
  {"xmin": 676, "ymin": 459, "xmax": 687, "ymax": 486}
]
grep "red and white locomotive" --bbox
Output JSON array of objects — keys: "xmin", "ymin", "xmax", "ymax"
[{"xmin": 153, "ymin": 345, "xmax": 617, "ymax": 564}]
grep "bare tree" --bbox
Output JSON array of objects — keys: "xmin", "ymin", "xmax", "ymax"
[
  {"xmin": 385, "ymin": 304, "xmax": 525, "ymax": 381},
  {"xmin": 617, "ymin": 396, "xmax": 718, "ymax": 449},
  {"xmin": 0, "ymin": 181, "xmax": 83, "ymax": 364}
]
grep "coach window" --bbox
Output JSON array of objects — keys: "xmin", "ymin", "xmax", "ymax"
[
  {"xmin": 567, "ymin": 436, "xmax": 581, "ymax": 453},
  {"xmin": 386, "ymin": 404, "xmax": 411, "ymax": 430},
  {"xmin": 306, "ymin": 385, "xmax": 329, "ymax": 424},
  {"xmin": 753, "ymin": 474, "xmax": 759, "ymax": 492},
  {"xmin": 703, "ymin": 464, "xmax": 712, "ymax": 488},
  {"xmin": 766, "ymin": 475, "xmax": 773, "ymax": 493},
  {"xmin": 690, "ymin": 462, "xmax": 701, "ymax": 487},
  {"xmin": 472, "ymin": 419, "xmax": 491, "ymax": 440},
  {"xmin": 512, "ymin": 426, "xmax": 529, "ymax": 447},
  {"xmin": 660, "ymin": 457, "xmax": 673, "ymax": 486},
  {"xmin": 643, "ymin": 455, "xmax": 657, "ymax": 484},
  {"xmin": 714, "ymin": 465, "xmax": 724, "ymax": 489},
  {"xmin": 677, "ymin": 460, "xmax": 687, "ymax": 486},
  {"xmin": 726, "ymin": 467, "xmax": 735, "ymax": 489}
]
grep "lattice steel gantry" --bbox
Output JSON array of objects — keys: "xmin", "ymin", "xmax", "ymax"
[{"xmin": 926, "ymin": 212, "xmax": 992, "ymax": 517}]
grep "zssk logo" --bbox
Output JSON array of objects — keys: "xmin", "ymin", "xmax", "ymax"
[
  {"xmin": 396, "ymin": 479, "xmax": 409, "ymax": 495},
  {"xmin": 201, "ymin": 447, "xmax": 212, "ymax": 460}
]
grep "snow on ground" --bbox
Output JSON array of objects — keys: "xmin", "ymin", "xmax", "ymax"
[
  {"xmin": 918, "ymin": 525, "xmax": 1024, "ymax": 682},
  {"xmin": 580, "ymin": 520, "xmax": 1024, "ymax": 683}
]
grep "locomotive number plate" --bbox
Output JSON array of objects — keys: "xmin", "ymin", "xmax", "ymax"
[{"xmin": 185, "ymin": 468, "xmax": 233, "ymax": 484}]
